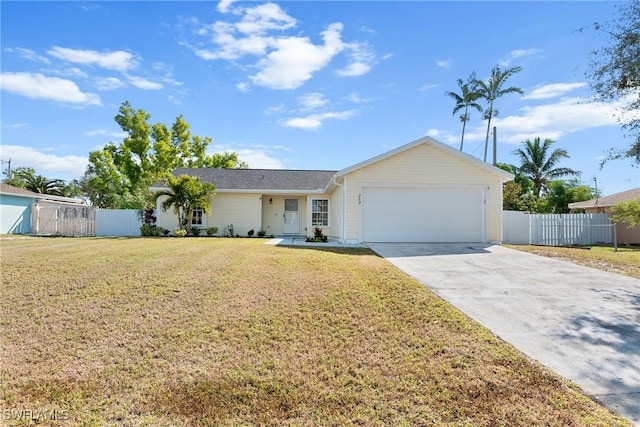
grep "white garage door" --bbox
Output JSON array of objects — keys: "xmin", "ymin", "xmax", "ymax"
[{"xmin": 362, "ymin": 187, "xmax": 485, "ymax": 242}]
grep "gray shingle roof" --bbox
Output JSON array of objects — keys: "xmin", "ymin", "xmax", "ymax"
[
  {"xmin": 163, "ymin": 168, "xmax": 337, "ymax": 192},
  {"xmin": 568, "ymin": 187, "xmax": 640, "ymax": 209}
]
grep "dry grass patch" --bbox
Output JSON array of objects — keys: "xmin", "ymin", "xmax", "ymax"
[
  {"xmin": 0, "ymin": 237, "xmax": 630, "ymax": 426},
  {"xmin": 505, "ymin": 244, "xmax": 640, "ymax": 279}
]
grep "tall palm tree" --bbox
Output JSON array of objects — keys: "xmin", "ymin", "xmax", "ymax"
[
  {"xmin": 445, "ymin": 72, "xmax": 483, "ymax": 151},
  {"xmin": 154, "ymin": 174, "xmax": 215, "ymax": 234},
  {"xmin": 475, "ymin": 65, "xmax": 523, "ymax": 162},
  {"xmin": 513, "ymin": 137, "xmax": 581, "ymax": 198}
]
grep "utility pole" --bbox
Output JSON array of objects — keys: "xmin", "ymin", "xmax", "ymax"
[{"xmin": 593, "ymin": 177, "xmax": 599, "ymax": 201}]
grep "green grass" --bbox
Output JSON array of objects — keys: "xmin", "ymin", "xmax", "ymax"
[
  {"xmin": 505, "ymin": 244, "xmax": 640, "ymax": 279},
  {"xmin": 0, "ymin": 237, "xmax": 631, "ymax": 426}
]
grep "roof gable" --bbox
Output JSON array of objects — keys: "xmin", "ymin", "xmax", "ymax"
[{"xmin": 336, "ymin": 136, "xmax": 514, "ymax": 181}]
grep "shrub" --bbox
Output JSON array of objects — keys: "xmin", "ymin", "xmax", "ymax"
[
  {"xmin": 247, "ymin": 229, "xmax": 255, "ymax": 237},
  {"xmin": 191, "ymin": 227, "xmax": 201, "ymax": 237},
  {"xmin": 140, "ymin": 224, "xmax": 162, "ymax": 237},
  {"xmin": 257, "ymin": 229, "xmax": 267, "ymax": 238},
  {"xmin": 162, "ymin": 229, "xmax": 170, "ymax": 236},
  {"xmin": 174, "ymin": 228, "xmax": 187, "ymax": 237},
  {"xmin": 205, "ymin": 226, "xmax": 218, "ymax": 236}
]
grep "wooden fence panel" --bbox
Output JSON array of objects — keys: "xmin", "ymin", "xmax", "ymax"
[{"xmin": 32, "ymin": 202, "xmax": 96, "ymax": 237}]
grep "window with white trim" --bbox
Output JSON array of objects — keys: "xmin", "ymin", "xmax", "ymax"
[
  {"xmin": 191, "ymin": 208, "xmax": 204, "ymax": 226},
  {"xmin": 311, "ymin": 199, "xmax": 329, "ymax": 226}
]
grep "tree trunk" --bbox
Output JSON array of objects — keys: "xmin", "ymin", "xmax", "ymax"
[{"xmin": 460, "ymin": 107, "xmax": 468, "ymax": 151}]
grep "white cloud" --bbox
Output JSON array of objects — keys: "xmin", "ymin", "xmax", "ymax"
[
  {"xmin": 282, "ymin": 110, "xmax": 355, "ymax": 130},
  {"xmin": 48, "ymin": 46, "xmax": 138, "ymax": 72},
  {"xmin": 418, "ymin": 83, "xmax": 439, "ymax": 92},
  {"xmin": 217, "ymin": 0, "xmax": 237, "ymax": 13},
  {"xmin": 510, "ymin": 48, "xmax": 539, "ymax": 59},
  {"xmin": 209, "ymin": 144, "xmax": 284, "ymax": 168},
  {"xmin": 0, "ymin": 145, "xmax": 88, "ymax": 181},
  {"xmin": 190, "ymin": 4, "xmax": 374, "ymax": 90},
  {"xmin": 344, "ymin": 93, "xmax": 371, "ymax": 103},
  {"xmin": 436, "ymin": 59, "xmax": 451, "ymax": 68},
  {"xmin": 236, "ymin": 82, "xmax": 250, "ymax": 92},
  {"xmin": 523, "ymin": 82, "xmax": 587, "ymax": 100},
  {"xmin": 250, "ymin": 23, "xmax": 345, "ymax": 90},
  {"xmin": 6, "ymin": 47, "xmax": 50, "ymax": 63},
  {"xmin": 235, "ymin": 2, "xmax": 297, "ymax": 35},
  {"xmin": 127, "ymin": 75, "xmax": 163, "ymax": 90},
  {"xmin": 337, "ymin": 42, "xmax": 375, "ymax": 77},
  {"xmin": 95, "ymin": 77, "xmax": 126, "ymax": 91},
  {"xmin": 264, "ymin": 104, "xmax": 285, "ymax": 115},
  {"xmin": 84, "ymin": 129, "xmax": 128, "ymax": 138},
  {"xmin": 460, "ymin": 96, "xmax": 622, "ymax": 145},
  {"xmin": 297, "ymin": 93, "xmax": 328, "ymax": 110},
  {"xmin": 0, "ymin": 72, "xmax": 101, "ymax": 106}
]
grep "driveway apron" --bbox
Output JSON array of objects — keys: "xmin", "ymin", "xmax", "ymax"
[{"xmin": 367, "ymin": 243, "xmax": 640, "ymax": 426}]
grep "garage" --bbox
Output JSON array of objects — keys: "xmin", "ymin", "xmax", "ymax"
[{"xmin": 362, "ymin": 186, "xmax": 486, "ymax": 242}]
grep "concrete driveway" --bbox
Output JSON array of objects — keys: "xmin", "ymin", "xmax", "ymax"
[{"xmin": 367, "ymin": 243, "xmax": 640, "ymax": 425}]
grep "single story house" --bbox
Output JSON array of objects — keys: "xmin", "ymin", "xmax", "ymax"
[
  {"xmin": 0, "ymin": 183, "xmax": 89, "ymax": 235},
  {"xmin": 153, "ymin": 136, "xmax": 514, "ymax": 243},
  {"xmin": 569, "ymin": 187, "xmax": 640, "ymax": 244}
]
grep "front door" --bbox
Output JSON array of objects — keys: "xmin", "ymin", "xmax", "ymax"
[{"xmin": 283, "ymin": 199, "xmax": 299, "ymax": 234}]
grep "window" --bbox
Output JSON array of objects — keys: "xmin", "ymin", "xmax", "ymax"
[
  {"xmin": 311, "ymin": 199, "xmax": 329, "ymax": 226},
  {"xmin": 191, "ymin": 208, "xmax": 204, "ymax": 226}
]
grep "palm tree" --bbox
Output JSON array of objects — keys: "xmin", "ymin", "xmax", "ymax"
[
  {"xmin": 445, "ymin": 72, "xmax": 483, "ymax": 151},
  {"xmin": 513, "ymin": 137, "xmax": 581, "ymax": 198},
  {"xmin": 475, "ymin": 65, "xmax": 523, "ymax": 162},
  {"xmin": 154, "ymin": 174, "xmax": 215, "ymax": 234},
  {"xmin": 11, "ymin": 168, "xmax": 66, "ymax": 196}
]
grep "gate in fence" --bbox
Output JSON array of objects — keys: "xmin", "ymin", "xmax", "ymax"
[
  {"xmin": 32, "ymin": 201, "xmax": 96, "ymax": 237},
  {"xmin": 503, "ymin": 211, "xmax": 614, "ymax": 246}
]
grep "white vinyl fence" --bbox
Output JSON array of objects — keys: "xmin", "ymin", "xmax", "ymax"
[
  {"xmin": 96, "ymin": 209, "xmax": 142, "ymax": 236},
  {"xmin": 503, "ymin": 211, "xmax": 614, "ymax": 246}
]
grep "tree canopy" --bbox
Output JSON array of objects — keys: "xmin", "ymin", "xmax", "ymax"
[
  {"xmin": 587, "ymin": 0, "xmax": 640, "ymax": 165},
  {"xmin": 512, "ymin": 137, "xmax": 581, "ymax": 199},
  {"xmin": 474, "ymin": 65, "xmax": 523, "ymax": 162},
  {"xmin": 445, "ymin": 72, "xmax": 483, "ymax": 151},
  {"xmin": 610, "ymin": 198, "xmax": 640, "ymax": 227},
  {"xmin": 84, "ymin": 101, "xmax": 247, "ymax": 209},
  {"xmin": 3, "ymin": 166, "xmax": 81, "ymax": 198}
]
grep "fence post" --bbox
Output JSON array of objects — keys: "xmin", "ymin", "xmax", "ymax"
[{"xmin": 613, "ymin": 223, "xmax": 617, "ymax": 252}]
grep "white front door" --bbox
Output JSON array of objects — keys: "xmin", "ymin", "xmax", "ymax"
[{"xmin": 283, "ymin": 199, "xmax": 300, "ymax": 234}]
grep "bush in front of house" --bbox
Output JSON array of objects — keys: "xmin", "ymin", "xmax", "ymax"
[
  {"xmin": 205, "ymin": 227, "xmax": 218, "ymax": 236},
  {"xmin": 140, "ymin": 224, "xmax": 162, "ymax": 237},
  {"xmin": 174, "ymin": 228, "xmax": 187, "ymax": 237}
]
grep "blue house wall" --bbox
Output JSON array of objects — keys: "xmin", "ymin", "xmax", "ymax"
[{"xmin": 0, "ymin": 194, "xmax": 34, "ymax": 234}]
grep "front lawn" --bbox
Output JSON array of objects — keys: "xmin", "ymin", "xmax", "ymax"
[
  {"xmin": 0, "ymin": 238, "xmax": 630, "ymax": 426},
  {"xmin": 505, "ymin": 244, "xmax": 640, "ymax": 279}
]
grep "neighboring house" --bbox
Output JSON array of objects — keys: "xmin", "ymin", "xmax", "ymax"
[
  {"xmin": 153, "ymin": 136, "xmax": 514, "ymax": 243},
  {"xmin": 569, "ymin": 187, "xmax": 640, "ymax": 244},
  {"xmin": 0, "ymin": 183, "xmax": 90, "ymax": 235}
]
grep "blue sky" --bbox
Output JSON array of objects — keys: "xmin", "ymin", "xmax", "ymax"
[{"xmin": 1, "ymin": 0, "xmax": 639, "ymax": 196}]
